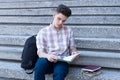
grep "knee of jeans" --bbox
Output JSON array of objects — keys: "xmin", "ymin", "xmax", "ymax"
[
  {"xmin": 54, "ymin": 68, "xmax": 69, "ymax": 76},
  {"xmin": 34, "ymin": 58, "xmax": 48, "ymax": 71},
  {"xmin": 38, "ymin": 58, "xmax": 48, "ymax": 62},
  {"xmin": 53, "ymin": 71, "xmax": 68, "ymax": 79}
]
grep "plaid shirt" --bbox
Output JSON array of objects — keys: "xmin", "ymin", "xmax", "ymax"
[{"xmin": 36, "ymin": 24, "xmax": 76, "ymax": 57}]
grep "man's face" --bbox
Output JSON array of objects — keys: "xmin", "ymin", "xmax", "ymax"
[{"xmin": 53, "ymin": 13, "xmax": 68, "ymax": 29}]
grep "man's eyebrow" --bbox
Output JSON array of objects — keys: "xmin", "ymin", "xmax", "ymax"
[{"xmin": 60, "ymin": 19, "xmax": 66, "ymax": 22}]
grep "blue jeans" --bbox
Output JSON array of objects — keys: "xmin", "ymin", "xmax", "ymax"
[{"xmin": 34, "ymin": 58, "xmax": 69, "ymax": 80}]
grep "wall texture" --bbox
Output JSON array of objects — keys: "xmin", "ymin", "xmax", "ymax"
[{"xmin": 0, "ymin": 0, "xmax": 120, "ymax": 79}]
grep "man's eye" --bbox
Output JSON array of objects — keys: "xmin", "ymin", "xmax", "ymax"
[
  {"xmin": 58, "ymin": 18, "xmax": 61, "ymax": 20},
  {"xmin": 63, "ymin": 20, "xmax": 65, "ymax": 23}
]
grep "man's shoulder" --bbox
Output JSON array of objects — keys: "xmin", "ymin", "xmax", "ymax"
[{"xmin": 63, "ymin": 25, "xmax": 72, "ymax": 32}]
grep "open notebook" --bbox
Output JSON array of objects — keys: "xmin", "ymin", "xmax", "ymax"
[{"xmin": 57, "ymin": 53, "xmax": 80, "ymax": 63}]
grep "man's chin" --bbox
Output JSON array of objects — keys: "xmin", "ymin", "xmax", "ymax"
[
  {"xmin": 58, "ymin": 25, "xmax": 62, "ymax": 28},
  {"xmin": 55, "ymin": 25, "xmax": 62, "ymax": 29}
]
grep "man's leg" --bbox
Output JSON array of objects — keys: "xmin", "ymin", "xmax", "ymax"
[
  {"xmin": 53, "ymin": 61, "xmax": 69, "ymax": 80},
  {"xmin": 34, "ymin": 58, "xmax": 53, "ymax": 80}
]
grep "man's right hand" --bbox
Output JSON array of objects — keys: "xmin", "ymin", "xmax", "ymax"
[
  {"xmin": 38, "ymin": 52, "xmax": 57, "ymax": 62},
  {"xmin": 47, "ymin": 54, "xmax": 57, "ymax": 62}
]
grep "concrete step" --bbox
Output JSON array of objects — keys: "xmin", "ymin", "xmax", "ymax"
[
  {"xmin": 0, "ymin": 25, "xmax": 42, "ymax": 36},
  {"xmin": 0, "ymin": 61, "xmax": 33, "ymax": 80},
  {"xmin": 1, "ymin": 35, "xmax": 120, "ymax": 50},
  {"xmin": 0, "ymin": 16, "xmax": 119, "ymax": 25},
  {"xmin": 77, "ymin": 50, "xmax": 120, "ymax": 68},
  {"xmin": 0, "ymin": 77, "xmax": 18, "ymax": 80},
  {"xmin": 0, "ymin": 61, "xmax": 120, "ymax": 80},
  {"xmin": 0, "ymin": 35, "xmax": 28, "ymax": 46},
  {"xmin": 0, "ymin": 0, "xmax": 119, "ymax": 9},
  {"xmin": 1, "ymin": 25, "xmax": 120, "ymax": 38},
  {"xmin": 76, "ymin": 38, "xmax": 120, "ymax": 50},
  {"xmin": 0, "ymin": 0, "xmax": 46, "ymax": 3},
  {"xmin": 0, "ymin": 35, "xmax": 120, "ymax": 68},
  {"xmin": 72, "ymin": 26, "xmax": 120, "ymax": 38},
  {"xmin": 0, "ymin": 7, "xmax": 119, "ymax": 16},
  {"xmin": 0, "ymin": 45, "xmax": 120, "ymax": 68},
  {"xmin": 0, "ymin": 46, "xmax": 22, "ymax": 61}
]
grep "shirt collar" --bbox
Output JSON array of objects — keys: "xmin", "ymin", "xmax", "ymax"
[{"xmin": 49, "ymin": 24, "xmax": 63, "ymax": 31}]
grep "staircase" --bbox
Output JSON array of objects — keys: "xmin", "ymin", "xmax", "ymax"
[{"xmin": 0, "ymin": 0, "xmax": 120, "ymax": 80}]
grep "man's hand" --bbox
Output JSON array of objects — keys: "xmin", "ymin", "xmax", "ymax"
[
  {"xmin": 71, "ymin": 51, "xmax": 79, "ymax": 55},
  {"xmin": 71, "ymin": 51, "xmax": 80, "ymax": 59},
  {"xmin": 38, "ymin": 52, "xmax": 57, "ymax": 62},
  {"xmin": 47, "ymin": 54, "xmax": 57, "ymax": 62}
]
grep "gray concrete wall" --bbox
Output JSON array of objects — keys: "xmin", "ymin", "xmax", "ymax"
[
  {"xmin": 0, "ymin": 0, "xmax": 120, "ymax": 67},
  {"xmin": 0, "ymin": 0, "xmax": 120, "ymax": 79}
]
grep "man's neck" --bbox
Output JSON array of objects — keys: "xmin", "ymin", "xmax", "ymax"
[
  {"xmin": 54, "ymin": 26, "xmax": 61, "ymax": 31},
  {"xmin": 52, "ymin": 24, "xmax": 62, "ymax": 31}
]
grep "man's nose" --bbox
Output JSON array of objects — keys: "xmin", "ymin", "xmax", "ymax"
[{"xmin": 59, "ymin": 20, "xmax": 63, "ymax": 24}]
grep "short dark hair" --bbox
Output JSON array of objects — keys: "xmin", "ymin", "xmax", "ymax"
[{"xmin": 56, "ymin": 4, "xmax": 71, "ymax": 17}]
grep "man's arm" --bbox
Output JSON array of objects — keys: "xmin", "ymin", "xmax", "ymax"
[
  {"xmin": 37, "ymin": 52, "xmax": 57, "ymax": 62},
  {"xmin": 36, "ymin": 30, "xmax": 57, "ymax": 62},
  {"xmin": 69, "ymin": 29, "xmax": 79, "ymax": 55}
]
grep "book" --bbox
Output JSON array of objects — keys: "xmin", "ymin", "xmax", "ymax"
[
  {"xmin": 81, "ymin": 65, "xmax": 101, "ymax": 72},
  {"xmin": 57, "ymin": 53, "xmax": 80, "ymax": 63},
  {"xmin": 82, "ymin": 70, "xmax": 101, "ymax": 77}
]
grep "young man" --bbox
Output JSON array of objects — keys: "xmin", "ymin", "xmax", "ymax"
[{"xmin": 34, "ymin": 4, "xmax": 78, "ymax": 80}]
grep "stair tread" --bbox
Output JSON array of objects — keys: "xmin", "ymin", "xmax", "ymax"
[
  {"xmin": 1, "ymin": 35, "xmax": 120, "ymax": 50},
  {"xmin": 79, "ymin": 50, "xmax": 120, "ymax": 58},
  {"xmin": 0, "ymin": 61, "xmax": 120, "ymax": 80}
]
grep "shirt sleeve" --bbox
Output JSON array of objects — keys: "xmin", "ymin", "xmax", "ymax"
[
  {"xmin": 69, "ymin": 29, "xmax": 76, "ymax": 52},
  {"xmin": 36, "ymin": 29, "xmax": 46, "ymax": 54}
]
